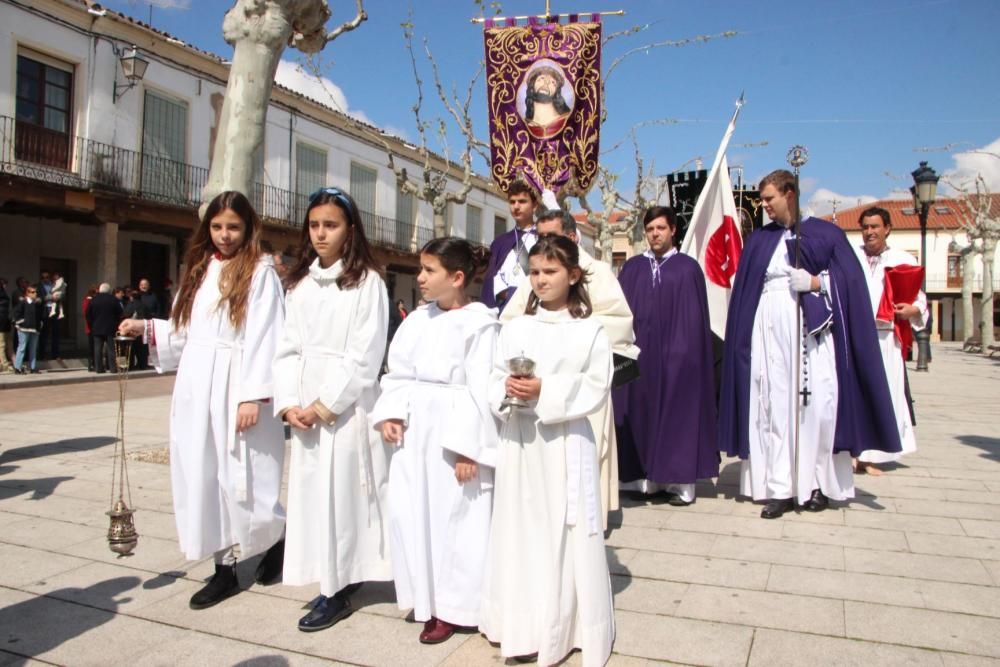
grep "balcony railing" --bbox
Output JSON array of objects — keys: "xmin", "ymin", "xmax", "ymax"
[
  {"xmin": 926, "ymin": 275, "xmax": 1000, "ymax": 292},
  {"xmin": 0, "ymin": 114, "xmax": 446, "ymax": 253}
]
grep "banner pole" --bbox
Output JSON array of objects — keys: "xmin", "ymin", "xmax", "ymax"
[{"xmin": 472, "ymin": 10, "xmax": 624, "ymax": 23}]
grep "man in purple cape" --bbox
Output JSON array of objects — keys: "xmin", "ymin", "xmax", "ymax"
[
  {"xmin": 480, "ymin": 182, "xmax": 539, "ymax": 312},
  {"xmin": 718, "ymin": 170, "xmax": 900, "ymax": 519},
  {"xmin": 614, "ymin": 207, "xmax": 718, "ymax": 506}
]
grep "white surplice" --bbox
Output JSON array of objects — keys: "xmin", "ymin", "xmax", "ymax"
[
  {"xmin": 150, "ymin": 256, "xmax": 286, "ymax": 561},
  {"xmin": 854, "ymin": 246, "xmax": 927, "ymax": 463},
  {"xmin": 501, "ymin": 247, "xmax": 639, "ymax": 527},
  {"xmin": 272, "ymin": 260, "xmax": 393, "ymax": 596},
  {"xmin": 482, "ymin": 308, "xmax": 615, "ymax": 667},
  {"xmin": 370, "ymin": 302, "xmax": 500, "ymax": 627},
  {"xmin": 741, "ymin": 233, "xmax": 855, "ymax": 504}
]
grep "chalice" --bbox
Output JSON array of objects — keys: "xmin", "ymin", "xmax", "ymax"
[{"xmin": 500, "ymin": 355, "xmax": 536, "ymax": 411}]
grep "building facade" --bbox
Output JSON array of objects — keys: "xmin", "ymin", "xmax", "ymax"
[
  {"xmin": 832, "ymin": 197, "xmax": 1000, "ymax": 342},
  {"xmin": 0, "ymin": 0, "xmax": 510, "ymax": 352}
]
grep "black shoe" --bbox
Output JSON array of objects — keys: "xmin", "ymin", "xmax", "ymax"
[
  {"xmin": 13, "ymin": 368, "xmax": 23, "ymax": 375},
  {"xmin": 189, "ymin": 563, "xmax": 240, "ymax": 609},
  {"xmin": 760, "ymin": 498, "xmax": 795, "ymax": 519},
  {"xmin": 29, "ymin": 369, "xmax": 40, "ymax": 374},
  {"xmin": 802, "ymin": 489, "xmax": 829, "ymax": 512},
  {"xmin": 254, "ymin": 538, "xmax": 284, "ymax": 585},
  {"xmin": 298, "ymin": 593, "xmax": 353, "ymax": 632},
  {"xmin": 665, "ymin": 492, "xmax": 693, "ymax": 507}
]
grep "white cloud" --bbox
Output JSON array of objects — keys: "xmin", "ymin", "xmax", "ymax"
[
  {"xmin": 274, "ymin": 60, "xmax": 373, "ymax": 125},
  {"xmin": 805, "ymin": 187, "xmax": 879, "ymax": 217},
  {"xmin": 939, "ymin": 136, "xmax": 1000, "ymax": 195}
]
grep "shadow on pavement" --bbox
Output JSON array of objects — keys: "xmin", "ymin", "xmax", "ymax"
[
  {"xmin": 956, "ymin": 434, "xmax": 1000, "ymax": 462},
  {"xmin": 234, "ymin": 658, "xmax": 290, "ymax": 667},
  {"xmin": 0, "ymin": 436, "xmax": 116, "ymax": 465},
  {"xmin": 0, "ymin": 474, "xmax": 75, "ymax": 500},
  {"xmin": 0, "ymin": 576, "xmax": 141, "ymax": 659}
]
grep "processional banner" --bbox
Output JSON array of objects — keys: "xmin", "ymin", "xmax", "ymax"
[{"xmin": 483, "ymin": 15, "xmax": 602, "ymax": 200}]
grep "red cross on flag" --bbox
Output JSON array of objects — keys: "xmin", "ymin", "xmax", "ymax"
[{"xmin": 680, "ymin": 95, "xmax": 744, "ymax": 339}]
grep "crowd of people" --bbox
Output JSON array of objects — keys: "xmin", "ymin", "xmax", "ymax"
[
  {"xmin": 60, "ymin": 164, "xmax": 917, "ymax": 667},
  {"xmin": 0, "ymin": 271, "xmax": 67, "ymax": 374},
  {"xmin": 81, "ymin": 279, "xmax": 170, "ymax": 373}
]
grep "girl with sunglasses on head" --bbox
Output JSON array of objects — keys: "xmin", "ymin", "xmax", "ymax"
[
  {"xmin": 370, "ymin": 237, "xmax": 499, "ymax": 645},
  {"xmin": 272, "ymin": 187, "xmax": 393, "ymax": 632},
  {"xmin": 481, "ymin": 235, "xmax": 615, "ymax": 667},
  {"xmin": 118, "ymin": 191, "xmax": 287, "ymax": 610}
]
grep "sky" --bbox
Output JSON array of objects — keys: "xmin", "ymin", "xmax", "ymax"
[{"xmin": 105, "ymin": 0, "xmax": 1000, "ymax": 215}]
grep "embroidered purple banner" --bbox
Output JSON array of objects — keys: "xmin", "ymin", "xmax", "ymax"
[{"xmin": 484, "ymin": 17, "xmax": 602, "ymax": 199}]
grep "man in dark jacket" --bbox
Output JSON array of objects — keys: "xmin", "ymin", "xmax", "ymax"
[
  {"xmin": 87, "ymin": 283, "xmax": 123, "ymax": 373},
  {"xmin": 12, "ymin": 284, "xmax": 46, "ymax": 374}
]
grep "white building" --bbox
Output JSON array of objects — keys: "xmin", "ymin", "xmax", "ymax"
[
  {"xmin": 0, "ymin": 0, "xmax": 510, "ymax": 353},
  {"xmin": 832, "ymin": 198, "xmax": 1000, "ymax": 342}
]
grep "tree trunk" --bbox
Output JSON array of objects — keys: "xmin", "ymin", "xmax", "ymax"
[
  {"xmin": 433, "ymin": 208, "xmax": 447, "ymax": 238},
  {"xmin": 961, "ymin": 249, "xmax": 976, "ymax": 348},
  {"xmin": 202, "ymin": 38, "xmax": 285, "ymax": 209},
  {"xmin": 981, "ymin": 238, "xmax": 996, "ymax": 347}
]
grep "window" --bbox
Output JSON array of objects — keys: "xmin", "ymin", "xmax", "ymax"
[
  {"xmin": 295, "ymin": 142, "xmax": 327, "ymax": 222},
  {"xmin": 395, "ymin": 190, "xmax": 414, "ymax": 250},
  {"xmin": 15, "ymin": 53, "xmax": 73, "ymax": 168},
  {"xmin": 467, "ymin": 205, "xmax": 483, "ymax": 244},
  {"xmin": 947, "ymin": 253, "xmax": 963, "ymax": 288},
  {"xmin": 350, "ymin": 162, "xmax": 378, "ymax": 226},
  {"xmin": 142, "ymin": 91, "xmax": 189, "ymax": 202},
  {"xmin": 494, "ymin": 215, "xmax": 507, "ymax": 240}
]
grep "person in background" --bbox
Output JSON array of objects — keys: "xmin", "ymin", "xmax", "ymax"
[
  {"xmin": 87, "ymin": 283, "xmax": 123, "ymax": 374},
  {"xmin": 81, "ymin": 284, "xmax": 98, "ymax": 372},
  {"xmin": 13, "ymin": 284, "xmax": 46, "ymax": 374},
  {"xmin": 0, "ymin": 278, "xmax": 13, "ymax": 373}
]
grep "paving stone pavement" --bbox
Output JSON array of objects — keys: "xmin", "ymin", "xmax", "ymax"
[{"xmin": 0, "ymin": 343, "xmax": 997, "ymax": 666}]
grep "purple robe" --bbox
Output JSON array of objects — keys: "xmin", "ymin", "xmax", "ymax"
[
  {"xmin": 613, "ymin": 252, "xmax": 719, "ymax": 484},
  {"xmin": 480, "ymin": 229, "xmax": 519, "ymax": 311},
  {"xmin": 718, "ymin": 218, "xmax": 901, "ymax": 460}
]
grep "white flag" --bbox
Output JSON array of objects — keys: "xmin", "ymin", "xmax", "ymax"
[{"xmin": 680, "ymin": 97, "xmax": 744, "ymax": 339}]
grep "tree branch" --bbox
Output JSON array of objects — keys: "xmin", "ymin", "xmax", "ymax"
[{"xmin": 325, "ymin": 0, "xmax": 368, "ymax": 43}]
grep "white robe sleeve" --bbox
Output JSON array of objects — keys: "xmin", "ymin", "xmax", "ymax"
[
  {"xmin": 317, "ymin": 274, "xmax": 388, "ymax": 416},
  {"xmin": 237, "ymin": 265, "xmax": 285, "ymax": 403},
  {"xmin": 443, "ymin": 321, "xmax": 500, "ymax": 467},
  {"xmin": 588, "ymin": 261, "xmax": 640, "ymax": 359},
  {"xmin": 534, "ymin": 325, "xmax": 613, "ymax": 425},
  {"xmin": 910, "ymin": 288, "xmax": 929, "ymax": 331},
  {"xmin": 149, "ymin": 317, "xmax": 187, "ymax": 373},
  {"xmin": 370, "ymin": 314, "xmax": 417, "ymax": 428},
  {"xmin": 272, "ymin": 286, "xmax": 303, "ymax": 417}
]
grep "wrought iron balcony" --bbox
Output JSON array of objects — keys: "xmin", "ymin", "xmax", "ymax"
[{"xmin": 0, "ymin": 114, "xmax": 446, "ymax": 253}]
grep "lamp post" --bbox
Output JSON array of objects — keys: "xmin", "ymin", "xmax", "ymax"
[{"xmin": 910, "ymin": 160, "xmax": 939, "ymax": 371}]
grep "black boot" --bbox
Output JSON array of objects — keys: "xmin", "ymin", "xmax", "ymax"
[
  {"xmin": 254, "ymin": 538, "xmax": 285, "ymax": 585},
  {"xmin": 189, "ymin": 563, "xmax": 240, "ymax": 610}
]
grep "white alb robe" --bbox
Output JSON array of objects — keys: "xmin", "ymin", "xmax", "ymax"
[
  {"xmin": 854, "ymin": 246, "xmax": 927, "ymax": 463},
  {"xmin": 370, "ymin": 302, "xmax": 500, "ymax": 627},
  {"xmin": 272, "ymin": 260, "xmax": 392, "ymax": 596},
  {"xmin": 151, "ymin": 256, "xmax": 286, "ymax": 561},
  {"xmin": 482, "ymin": 308, "xmax": 615, "ymax": 667},
  {"xmin": 501, "ymin": 247, "xmax": 639, "ymax": 526},
  {"xmin": 741, "ymin": 233, "xmax": 855, "ymax": 504}
]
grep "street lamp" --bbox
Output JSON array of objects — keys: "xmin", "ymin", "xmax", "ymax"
[
  {"xmin": 113, "ymin": 46, "xmax": 150, "ymax": 103},
  {"xmin": 910, "ymin": 160, "xmax": 939, "ymax": 372}
]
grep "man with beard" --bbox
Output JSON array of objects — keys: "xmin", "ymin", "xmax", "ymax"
[{"xmin": 524, "ymin": 66, "xmax": 572, "ymax": 139}]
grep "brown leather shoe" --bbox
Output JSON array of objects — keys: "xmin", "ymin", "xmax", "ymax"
[{"xmin": 419, "ymin": 617, "xmax": 456, "ymax": 644}]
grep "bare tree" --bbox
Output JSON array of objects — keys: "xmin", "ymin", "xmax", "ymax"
[
  {"xmin": 950, "ymin": 174, "xmax": 1000, "ymax": 349},
  {"xmin": 201, "ymin": 0, "xmax": 367, "ymax": 209}
]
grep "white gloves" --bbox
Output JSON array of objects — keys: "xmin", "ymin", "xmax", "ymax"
[{"xmin": 789, "ymin": 268, "xmax": 815, "ymax": 293}]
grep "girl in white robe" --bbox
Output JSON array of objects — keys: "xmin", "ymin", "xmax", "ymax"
[
  {"xmin": 272, "ymin": 186, "xmax": 393, "ymax": 632},
  {"xmin": 371, "ymin": 237, "xmax": 499, "ymax": 645},
  {"xmin": 119, "ymin": 191, "xmax": 286, "ymax": 610},
  {"xmin": 482, "ymin": 235, "xmax": 615, "ymax": 667}
]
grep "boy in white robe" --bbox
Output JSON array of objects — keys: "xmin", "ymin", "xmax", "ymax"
[{"xmin": 372, "ymin": 237, "xmax": 500, "ymax": 644}]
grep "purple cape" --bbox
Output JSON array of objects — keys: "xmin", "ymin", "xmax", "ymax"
[
  {"xmin": 718, "ymin": 218, "xmax": 902, "ymax": 459},
  {"xmin": 480, "ymin": 229, "xmax": 519, "ymax": 310},
  {"xmin": 613, "ymin": 253, "xmax": 719, "ymax": 484}
]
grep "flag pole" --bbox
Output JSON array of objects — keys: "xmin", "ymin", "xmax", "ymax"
[{"xmin": 786, "ymin": 144, "xmax": 809, "ymax": 500}]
